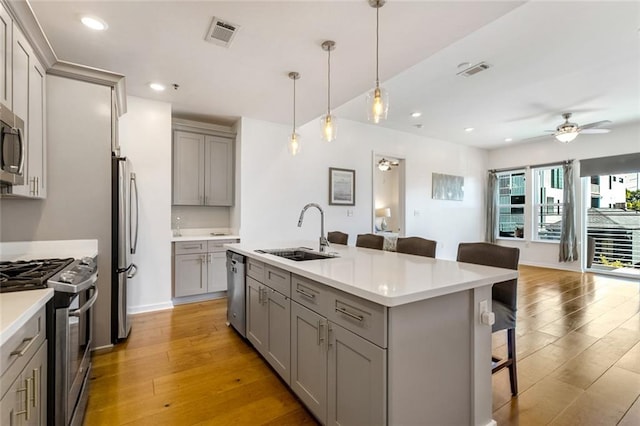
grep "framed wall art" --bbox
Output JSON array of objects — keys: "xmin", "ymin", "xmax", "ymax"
[
  {"xmin": 329, "ymin": 167, "xmax": 355, "ymax": 205},
  {"xmin": 432, "ymin": 172, "xmax": 464, "ymax": 201}
]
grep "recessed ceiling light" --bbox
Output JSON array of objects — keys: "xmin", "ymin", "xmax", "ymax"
[
  {"xmin": 504, "ymin": 137, "xmax": 513, "ymax": 142},
  {"xmin": 149, "ymin": 83, "xmax": 166, "ymax": 92},
  {"xmin": 464, "ymin": 127, "xmax": 474, "ymax": 132},
  {"xmin": 414, "ymin": 124, "xmax": 423, "ymax": 129},
  {"xmin": 410, "ymin": 112, "xmax": 422, "ymax": 118},
  {"xmin": 81, "ymin": 16, "xmax": 108, "ymax": 31}
]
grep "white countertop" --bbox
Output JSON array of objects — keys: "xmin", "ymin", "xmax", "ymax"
[
  {"xmin": 170, "ymin": 227, "xmax": 239, "ymax": 242},
  {"xmin": 0, "ymin": 289, "xmax": 53, "ymax": 346},
  {"xmin": 226, "ymin": 241, "xmax": 518, "ymax": 307},
  {"xmin": 0, "ymin": 239, "xmax": 98, "ymax": 261}
]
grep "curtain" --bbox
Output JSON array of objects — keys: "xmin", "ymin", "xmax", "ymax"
[
  {"xmin": 485, "ymin": 171, "xmax": 497, "ymax": 243},
  {"xmin": 559, "ymin": 161, "xmax": 578, "ymax": 262}
]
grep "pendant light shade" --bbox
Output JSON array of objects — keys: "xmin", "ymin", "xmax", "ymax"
[
  {"xmin": 367, "ymin": 0, "xmax": 388, "ymax": 124},
  {"xmin": 320, "ymin": 40, "xmax": 337, "ymax": 142},
  {"xmin": 288, "ymin": 72, "xmax": 301, "ymax": 156}
]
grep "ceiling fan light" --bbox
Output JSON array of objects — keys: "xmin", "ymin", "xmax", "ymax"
[
  {"xmin": 320, "ymin": 114, "xmax": 337, "ymax": 142},
  {"xmin": 378, "ymin": 158, "xmax": 391, "ymax": 171},
  {"xmin": 555, "ymin": 130, "xmax": 578, "ymax": 143}
]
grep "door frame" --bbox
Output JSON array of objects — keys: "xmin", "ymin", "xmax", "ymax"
[{"xmin": 371, "ymin": 150, "xmax": 406, "ymax": 236}]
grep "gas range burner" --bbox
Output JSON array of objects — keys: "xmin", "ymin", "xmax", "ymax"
[{"xmin": 0, "ymin": 258, "xmax": 74, "ymax": 293}]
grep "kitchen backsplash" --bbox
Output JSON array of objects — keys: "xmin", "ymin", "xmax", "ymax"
[{"xmin": 171, "ymin": 205, "xmax": 230, "ymax": 230}]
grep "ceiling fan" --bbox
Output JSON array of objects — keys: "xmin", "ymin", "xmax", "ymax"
[
  {"xmin": 549, "ymin": 113, "xmax": 612, "ymax": 143},
  {"xmin": 377, "ymin": 158, "xmax": 399, "ymax": 171}
]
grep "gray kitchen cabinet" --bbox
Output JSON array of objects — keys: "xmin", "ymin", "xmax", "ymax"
[
  {"xmin": 245, "ymin": 261, "xmax": 291, "ymax": 384},
  {"xmin": 1, "ymin": 306, "xmax": 47, "ymax": 426},
  {"xmin": 291, "ymin": 302, "xmax": 328, "ymax": 424},
  {"xmin": 0, "ymin": 2, "xmax": 11, "ymax": 107},
  {"xmin": 3, "ymin": 24, "xmax": 46, "ymax": 199},
  {"xmin": 174, "ymin": 252, "xmax": 207, "ymax": 297},
  {"xmin": 173, "ymin": 239, "xmax": 238, "ymax": 299},
  {"xmin": 290, "ymin": 274, "xmax": 387, "ymax": 426},
  {"xmin": 172, "ymin": 130, "xmax": 233, "ymax": 206},
  {"xmin": 327, "ymin": 322, "xmax": 386, "ymax": 426}
]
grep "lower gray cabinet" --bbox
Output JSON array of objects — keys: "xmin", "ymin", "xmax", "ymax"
[
  {"xmin": 0, "ymin": 341, "xmax": 47, "ymax": 426},
  {"xmin": 291, "ymin": 301, "xmax": 386, "ymax": 426},
  {"xmin": 246, "ymin": 277, "xmax": 291, "ymax": 384},
  {"xmin": 174, "ymin": 253, "xmax": 207, "ymax": 297},
  {"xmin": 291, "ymin": 302, "xmax": 328, "ymax": 424},
  {"xmin": 327, "ymin": 322, "xmax": 386, "ymax": 426}
]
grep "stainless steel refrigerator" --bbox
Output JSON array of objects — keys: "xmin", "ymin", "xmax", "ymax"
[{"xmin": 111, "ymin": 154, "xmax": 139, "ymax": 343}]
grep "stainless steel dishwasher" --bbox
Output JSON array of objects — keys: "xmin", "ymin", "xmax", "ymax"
[{"xmin": 226, "ymin": 251, "xmax": 246, "ymax": 337}]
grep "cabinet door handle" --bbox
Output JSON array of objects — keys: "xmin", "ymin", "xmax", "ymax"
[
  {"xmin": 10, "ymin": 336, "xmax": 36, "ymax": 357},
  {"xmin": 258, "ymin": 286, "xmax": 263, "ymax": 304},
  {"xmin": 183, "ymin": 245, "xmax": 201, "ymax": 250},
  {"xmin": 36, "ymin": 176, "xmax": 39, "ymax": 196},
  {"xmin": 317, "ymin": 320, "xmax": 324, "ymax": 346},
  {"xmin": 208, "ymin": 253, "xmax": 212, "ymax": 264},
  {"xmin": 32, "ymin": 368, "xmax": 39, "ymax": 408},
  {"xmin": 296, "ymin": 288, "xmax": 316, "ymax": 299},
  {"xmin": 327, "ymin": 323, "xmax": 333, "ymax": 348},
  {"xmin": 335, "ymin": 307, "xmax": 364, "ymax": 322},
  {"xmin": 16, "ymin": 377, "xmax": 32, "ymax": 420}
]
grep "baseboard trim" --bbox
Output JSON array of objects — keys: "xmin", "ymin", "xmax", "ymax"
[
  {"xmin": 485, "ymin": 420, "xmax": 497, "ymax": 426},
  {"xmin": 172, "ymin": 291, "xmax": 227, "ymax": 306},
  {"xmin": 519, "ymin": 260, "xmax": 581, "ymax": 272},
  {"xmin": 129, "ymin": 301, "xmax": 174, "ymax": 315}
]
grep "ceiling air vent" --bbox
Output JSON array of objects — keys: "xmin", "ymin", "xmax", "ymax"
[
  {"xmin": 205, "ymin": 17, "xmax": 240, "ymax": 47},
  {"xmin": 457, "ymin": 62, "xmax": 491, "ymax": 77}
]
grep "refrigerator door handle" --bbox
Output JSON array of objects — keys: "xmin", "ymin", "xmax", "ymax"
[
  {"xmin": 130, "ymin": 172, "xmax": 139, "ymax": 254},
  {"xmin": 127, "ymin": 263, "xmax": 138, "ymax": 279}
]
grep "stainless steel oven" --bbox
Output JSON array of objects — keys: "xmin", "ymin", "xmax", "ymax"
[
  {"xmin": 49, "ymin": 257, "xmax": 98, "ymax": 426},
  {"xmin": 0, "ymin": 103, "xmax": 25, "ymax": 186}
]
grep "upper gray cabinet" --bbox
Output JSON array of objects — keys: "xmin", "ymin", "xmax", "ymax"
[{"xmin": 172, "ymin": 119, "xmax": 234, "ymax": 206}]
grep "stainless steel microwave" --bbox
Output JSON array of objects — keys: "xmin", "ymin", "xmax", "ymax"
[{"xmin": 0, "ymin": 103, "xmax": 25, "ymax": 186}]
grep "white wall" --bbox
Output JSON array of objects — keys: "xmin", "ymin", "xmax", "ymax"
[
  {"xmin": 238, "ymin": 117, "xmax": 488, "ymax": 260},
  {"xmin": 487, "ymin": 121, "xmax": 640, "ymax": 271},
  {"xmin": 119, "ymin": 96, "xmax": 173, "ymax": 313}
]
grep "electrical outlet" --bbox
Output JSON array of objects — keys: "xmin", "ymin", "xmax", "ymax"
[
  {"xmin": 414, "ymin": 209, "xmax": 420, "ymax": 217},
  {"xmin": 347, "ymin": 209, "xmax": 353, "ymax": 217}
]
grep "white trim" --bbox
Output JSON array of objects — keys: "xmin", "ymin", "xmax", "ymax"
[
  {"xmin": 519, "ymin": 259, "xmax": 581, "ymax": 272},
  {"xmin": 3, "ymin": 0, "xmax": 57, "ymax": 67},
  {"xmin": 129, "ymin": 301, "xmax": 174, "ymax": 315},
  {"xmin": 172, "ymin": 291, "xmax": 227, "ymax": 306},
  {"xmin": 485, "ymin": 420, "xmax": 498, "ymax": 426},
  {"xmin": 91, "ymin": 343, "xmax": 114, "ymax": 352},
  {"xmin": 172, "ymin": 118, "xmax": 236, "ymax": 137}
]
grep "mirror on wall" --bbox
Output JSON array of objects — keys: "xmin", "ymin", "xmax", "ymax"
[{"xmin": 372, "ymin": 153, "xmax": 405, "ymax": 236}]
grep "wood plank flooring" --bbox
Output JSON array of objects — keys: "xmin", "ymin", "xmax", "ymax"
[{"xmin": 86, "ymin": 266, "xmax": 639, "ymax": 425}]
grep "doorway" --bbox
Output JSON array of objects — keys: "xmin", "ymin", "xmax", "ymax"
[{"xmin": 372, "ymin": 153, "xmax": 405, "ymax": 236}]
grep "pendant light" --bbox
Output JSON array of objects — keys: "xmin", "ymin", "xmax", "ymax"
[
  {"xmin": 367, "ymin": 0, "xmax": 389, "ymax": 124},
  {"xmin": 320, "ymin": 40, "xmax": 337, "ymax": 142},
  {"xmin": 288, "ymin": 72, "xmax": 301, "ymax": 156}
]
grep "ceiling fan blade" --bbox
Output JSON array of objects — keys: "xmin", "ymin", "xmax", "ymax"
[
  {"xmin": 580, "ymin": 120, "xmax": 612, "ymax": 129},
  {"xmin": 580, "ymin": 128, "xmax": 611, "ymax": 134}
]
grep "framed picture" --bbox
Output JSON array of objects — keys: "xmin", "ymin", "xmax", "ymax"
[
  {"xmin": 432, "ymin": 172, "xmax": 464, "ymax": 201},
  {"xmin": 329, "ymin": 167, "xmax": 355, "ymax": 205}
]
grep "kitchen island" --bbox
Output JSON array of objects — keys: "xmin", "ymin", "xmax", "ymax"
[{"xmin": 226, "ymin": 241, "xmax": 518, "ymax": 426}]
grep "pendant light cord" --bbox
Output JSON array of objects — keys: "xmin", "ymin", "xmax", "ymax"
[
  {"xmin": 375, "ymin": 3, "xmax": 380, "ymax": 88},
  {"xmin": 292, "ymin": 77, "xmax": 296, "ymax": 133},
  {"xmin": 327, "ymin": 47, "xmax": 331, "ymax": 116}
]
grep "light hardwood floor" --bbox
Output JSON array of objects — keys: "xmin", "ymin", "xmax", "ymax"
[{"xmin": 86, "ymin": 266, "xmax": 640, "ymax": 425}]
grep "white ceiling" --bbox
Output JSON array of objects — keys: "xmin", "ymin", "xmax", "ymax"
[{"xmin": 29, "ymin": 1, "xmax": 640, "ymax": 149}]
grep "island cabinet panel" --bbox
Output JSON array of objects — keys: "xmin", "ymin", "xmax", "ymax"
[
  {"xmin": 290, "ymin": 302, "xmax": 328, "ymax": 424},
  {"xmin": 289, "ymin": 282, "xmax": 388, "ymax": 426},
  {"xmin": 246, "ymin": 258, "xmax": 265, "ymax": 282},
  {"xmin": 327, "ymin": 290, "xmax": 387, "ymax": 348},
  {"xmin": 246, "ymin": 269, "xmax": 291, "ymax": 385},
  {"xmin": 246, "ymin": 276, "xmax": 268, "ymax": 352},
  {"xmin": 327, "ymin": 323, "xmax": 386, "ymax": 426}
]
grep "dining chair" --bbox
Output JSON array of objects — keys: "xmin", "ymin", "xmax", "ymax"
[
  {"xmin": 327, "ymin": 231, "xmax": 349, "ymax": 245},
  {"xmin": 396, "ymin": 237, "xmax": 437, "ymax": 258},
  {"xmin": 456, "ymin": 242, "xmax": 520, "ymax": 396},
  {"xmin": 355, "ymin": 233, "xmax": 384, "ymax": 250}
]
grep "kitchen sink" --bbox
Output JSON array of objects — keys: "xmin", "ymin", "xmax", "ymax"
[{"xmin": 257, "ymin": 247, "xmax": 339, "ymax": 261}]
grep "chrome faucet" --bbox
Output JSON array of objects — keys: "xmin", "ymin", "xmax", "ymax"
[{"xmin": 297, "ymin": 203, "xmax": 330, "ymax": 253}]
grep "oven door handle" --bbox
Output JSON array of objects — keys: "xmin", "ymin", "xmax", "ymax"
[{"xmin": 70, "ymin": 286, "xmax": 99, "ymax": 318}]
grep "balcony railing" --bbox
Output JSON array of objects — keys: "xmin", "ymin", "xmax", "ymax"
[{"xmin": 587, "ymin": 209, "xmax": 640, "ymax": 277}]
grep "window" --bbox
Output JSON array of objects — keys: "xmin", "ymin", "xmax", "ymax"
[
  {"xmin": 497, "ymin": 170, "xmax": 525, "ymax": 239},
  {"xmin": 533, "ymin": 166, "xmax": 564, "ymax": 241}
]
